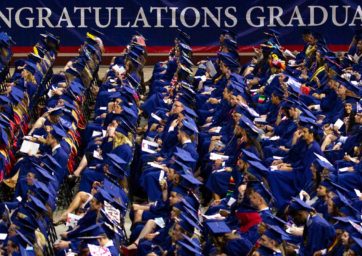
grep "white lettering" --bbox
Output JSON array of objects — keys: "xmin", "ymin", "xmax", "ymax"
[
  {"xmin": 224, "ymin": 6, "xmax": 238, "ymax": 27},
  {"xmin": 350, "ymin": 5, "xmax": 362, "ymax": 26},
  {"xmin": 286, "ymin": 6, "xmax": 305, "ymax": 26},
  {"xmin": 308, "ymin": 5, "xmax": 328, "ymax": 26},
  {"xmin": 55, "ymin": 7, "xmax": 75, "ymax": 28},
  {"xmin": 268, "ymin": 6, "xmax": 286, "ymax": 26},
  {"xmin": 115, "ymin": 7, "xmax": 130, "ymax": 28},
  {"xmin": 131, "ymin": 7, "xmax": 151, "ymax": 28},
  {"xmin": 36, "ymin": 7, "xmax": 54, "ymax": 28},
  {"xmin": 180, "ymin": 7, "xmax": 201, "ymax": 28},
  {"xmin": 150, "ymin": 7, "xmax": 168, "ymax": 28},
  {"xmin": 169, "ymin": 7, "xmax": 178, "ymax": 27},
  {"xmin": 0, "ymin": 8, "xmax": 12, "ymax": 28},
  {"xmin": 74, "ymin": 7, "xmax": 91, "ymax": 28},
  {"xmin": 15, "ymin": 7, "xmax": 34, "ymax": 28},
  {"xmin": 94, "ymin": 7, "xmax": 113, "ymax": 28},
  {"xmin": 202, "ymin": 7, "xmax": 222, "ymax": 27},
  {"xmin": 330, "ymin": 5, "xmax": 350, "ymax": 26},
  {"xmin": 246, "ymin": 6, "xmax": 265, "ymax": 27}
]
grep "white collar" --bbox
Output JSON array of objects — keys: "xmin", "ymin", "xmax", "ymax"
[
  {"xmin": 52, "ymin": 144, "xmax": 61, "ymax": 153},
  {"xmin": 183, "ymin": 139, "xmax": 191, "ymax": 144},
  {"xmin": 104, "ymin": 240, "xmax": 114, "ymax": 247},
  {"xmin": 259, "ymin": 207, "xmax": 270, "ymax": 212}
]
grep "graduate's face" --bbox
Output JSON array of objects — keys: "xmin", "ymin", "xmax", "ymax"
[
  {"xmin": 292, "ymin": 211, "xmax": 308, "ymax": 225},
  {"xmin": 341, "ymin": 231, "xmax": 350, "ymax": 245},
  {"xmin": 258, "ymin": 234, "xmax": 275, "ymax": 250},
  {"xmin": 316, "ymin": 185, "xmax": 327, "ymax": 197},
  {"xmin": 357, "ymin": 39, "xmax": 362, "ymax": 51},
  {"xmin": 6, "ymin": 240, "xmax": 16, "ymax": 254},
  {"xmin": 249, "ymin": 191, "xmax": 263, "ymax": 208},
  {"xmin": 355, "ymin": 113, "xmax": 362, "ymax": 124},
  {"xmin": 220, "ymin": 62, "xmax": 228, "ymax": 75},
  {"xmin": 229, "ymin": 95, "xmax": 238, "ymax": 107},
  {"xmin": 26, "ymin": 172, "xmax": 35, "ymax": 185},
  {"xmin": 337, "ymin": 85, "xmax": 347, "ymax": 97},
  {"xmin": 345, "ymin": 103, "xmax": 352, "ymax": 114},
  {"xmin": 172, "ymin": 223, "xmax": 184, "ymax": 242},
  {"xmin": 171, "ymin": 101, "xmax": 184, "ymax": 115},
  {"xmin": 302, "ymin": 128, "xmax": 313, "ymax": 141},
  {"xmin": 169, "ymin": 192, "xmax": 181, "ymax": 206},
  {"xmin": 90, "ymin": 198, "xmax": 102, "ymax": 211}
]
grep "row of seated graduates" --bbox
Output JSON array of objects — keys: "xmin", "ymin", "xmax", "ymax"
[
  {"xmin": 49, "ymin": 33, "xmax": 148, "ymax": 255},
  {"xmin": 0, "ymin": 29, "xmax": 103, "ymax": 256},
  {"xmin": 0, "ymin": 31, "xmax": 59, "ymax": 195}
]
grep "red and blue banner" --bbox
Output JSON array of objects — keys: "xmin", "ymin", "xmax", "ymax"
[{"xmin": 0, "ymin": 0, "xmax": 361, "ymax": 54}]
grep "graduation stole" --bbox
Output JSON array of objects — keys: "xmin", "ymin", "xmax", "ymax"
[
  {"xmin": 305, "ymin": 44, "xmax": 316, "ymax": 58},
  {"xmin": 226, "ymin": 175, "xmax": 235, "ymax": 197},
  {"xmin": 310, "ymin": 66, "xmax": 325, "ymax": 82}
]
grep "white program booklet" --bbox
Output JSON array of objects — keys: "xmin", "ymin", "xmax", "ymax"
[
  {"xmin": 20, "ymin": 140, "xmax": 40, "ymax": 155},
  {"xmin": 141, "ymin": 139, "xmax": 159, "ymax": 154}
]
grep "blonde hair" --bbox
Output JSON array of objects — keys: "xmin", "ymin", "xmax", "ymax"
[{"xmin": 113, "ymin": 131, "xmax": 133, "ymax": 148}]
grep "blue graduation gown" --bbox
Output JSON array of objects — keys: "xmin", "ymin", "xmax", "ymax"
[{"xmin": 300, "ymin": 214, "xmax": 336, "ymax": 256}]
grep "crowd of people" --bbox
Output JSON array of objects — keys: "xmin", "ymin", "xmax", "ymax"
[{"xmin": 0, "ymin": 26, "xmax": 361, "ymax": 256}]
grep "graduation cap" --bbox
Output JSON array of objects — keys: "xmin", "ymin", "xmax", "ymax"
[
  {"xmin": 33, "ymin": 164, "xmax": 56, "ymax": 182},
  {"xmin": 176, "ymin": 28, "xmax": 191, "ymax": 44},
  {"xmin": 351, "ymin": 236, "xmax": 362, "ymax": 254},
  {"xmin": 238, "ymin": 115, "xmax": 263, "ymax": 138},
  {"xmin": 174, "ymin": 147, "xmax": 196, "ymax": 162},
  {"xmin": 205, "ymin": 220, "xmax": 231, "ymax": 235},
  {"xmin": 93, "ymin": 188, "xmax": 113, "ymax": 204},
  {"xmin": 177, "ymin": 237, "xmax": 202, "ymax": 255},
  {"xmin": 106, "ymin": 153, "xmax": 127, "ymax": 165},
  {"xmin": 271, "ymin": 86, "xmax": 285, "ymax": 98},
  {"xmin": 64, "ymin": 67, "xmax": 81, "ymax": 77},
  {"xmin": 325, "ymin": 57, "xmax": 342, "ymax": 74},
  {"xmin": 299, "ymin": 115, "xmax": 318, "ymax": 133},
  {"xmin": 180, "ymin": 171, "xmax": 202, "ymax": 189},
  {"xmin": 126, "ymin": 72, "xmax": 141, "ymax": 89},
  {"xmin": 10, "ymin": 230, "xmax": 32, "ymax": 248},
  {"xmin": 288, "ymin": 197, "xmax": 314, "ymax": 212},
  {"xmin": 182, "ymin": 105, "xmax": 198, "ymax": 118},
  {"xmin": 248, "ymin": 180, "xmax": 273, "ymax": 203},
  {"xmin": 337, "ymin": 76, "xmax": 361, "ymax": 96},
  {"xmin": 10, "ymin": 86, "xmax": 25, "ymax": 102},
  {"xmin": 171, "ymin": 185, "xmax": 188, "ymax": 197},
  {"xmin": 42, "ymin": 153, "xmax": 61, "ymax": 168},
  {"xmin": 27, "ymin": 53, "xmax": 42, "ymax": 63},
  {"xmin": 263, "ymin": 225, "xmax": 290, "ymax": 244},
  {"xmin": 178, "ymin": 43, "xmax": 192, "ymax": 54},
  {"xmin": 50, "ymin": 124, "xmax": 67, "ymax": 141},
  {"xmin": 319, "ymin": 179, "xmax": 349, "ymax": 195},
  {"xmin": 45, "ymin": 32, "xmax": 60, "ymax": 47},
  {"xmin": 334, "ymin": 191, "xmax": 360, "ymax": 218},
  {"xmin": 47, "ymin": 107, "xmax": 63, "ymax": 116},
  {"xmin": 178, "ymin": 212, "xmax": 201, "ymax": 234},
  {"xmin": 218, "ymin": 52, "xmax": 240, "ymax": 70},
  {"xmin": 78, "ymin": 224, "xmax": 107, "ymax": 240},
  {"xmin": 121, "ymin": 105, "xmax": 138, "ymax": 119},
  {"xmin": 333, "ymin": 216, "xmax": 362, "ymax": 236},
  {"xmin": 240, "ymin": 149, "xmax": 261, "ymax": 161},
  {"xmin": 221, "ymin": 29, "xmax": 236, "ymax": 39},
  {"xmin": 180, "ymin": 119, "xmax": 198, "ymax": 136},
  {"xmin": 179, "ymin": 54, "xmax": 194, "ymax": 69},
  {"xmin": 223, "ymin": 38, "xmax": 238, "ymax": 51},
  {"xmin": 31, "ymin": 180, "xmax": 51, "ymax": 202},
  {"xmin": 129, "ymin": 44, "xmax": 145, "ymax": 56},
  {"xmin": 27, "ymin": 195, "xmax": 48, "ymax": 213},
  {"xmin": 88, "ymin": 28, "xmax": 104, "ymax": 38},
  {"xmin": 313, "ymin": 153, "xmax": 335, "ymax": 172}
]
